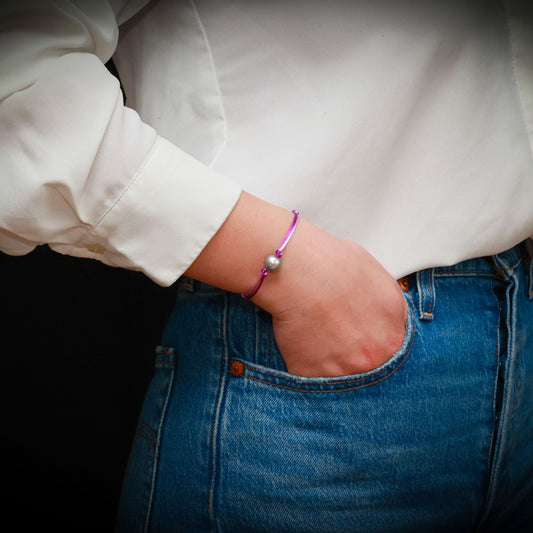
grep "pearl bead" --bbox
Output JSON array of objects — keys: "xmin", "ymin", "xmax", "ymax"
[{"xmin": 264, "ymin": 254, "xmax": 281, "ymax": 272}]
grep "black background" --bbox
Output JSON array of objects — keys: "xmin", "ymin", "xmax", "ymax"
[{"xmin": 1, "ymin": 246, "xmax": 178, "ymax": 530}]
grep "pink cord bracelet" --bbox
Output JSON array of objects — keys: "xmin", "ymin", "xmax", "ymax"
[{"xmin": 241, "ymin": 210, "xmax": 300, "ymax": 300}]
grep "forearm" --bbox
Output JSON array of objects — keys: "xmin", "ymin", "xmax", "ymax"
[{"xmin": 185, "ymin": 191, "xmax": 299, "ymax": 306}]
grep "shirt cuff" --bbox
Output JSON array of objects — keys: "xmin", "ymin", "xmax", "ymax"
[{"xmin": 54, "ymin": 136, "xmax": 242, "ymax": 286}]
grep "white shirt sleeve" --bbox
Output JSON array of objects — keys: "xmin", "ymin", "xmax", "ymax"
[{"xmin": 0, "ymin": 0, "xmax": 242, "ymax": 286}]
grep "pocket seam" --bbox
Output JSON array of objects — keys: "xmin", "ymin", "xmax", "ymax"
[{"xmin": 233, "ymin": 295, "xmax": 417, "ymax": 393}]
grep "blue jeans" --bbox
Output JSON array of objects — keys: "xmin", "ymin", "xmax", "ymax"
[{"xmin": 116, "ymin": 242, "xmax": 533, "ymax": 532}]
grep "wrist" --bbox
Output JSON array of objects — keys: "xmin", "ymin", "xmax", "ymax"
[
  {"xmin": 241, "ymin": 209, "xmax": 300, "ymax": 300},
  {"xmin": 184, "ymin": 191, "xmax": 299, "ymax": 295},
  {"xmin": 251, "ymin": 217, "xmax": 338, "ymax": 315}
]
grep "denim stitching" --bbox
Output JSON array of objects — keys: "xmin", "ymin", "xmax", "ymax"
[
  {"xmin": 134, "ymin": 423, "xmax": 158, "ymax": 457},
  {"xmin": 416, "ymin": 272, "xmax": 424, "ymax": 319},
  {"xmin": 207, "ymin": 292, "xmax": 229, "ymax": 531},
  {"xmin": 473, "ymin": 288, "xmax": 504, "ymax": 533},
  {"xmin": 121, "ymin": 423, "xmax": 158, "ymax": 488},
  {"xmin": 237, "ymin": 297, "xmax": 417, "ymax": 393},
  {"xmin": 421, "ymin": 271, "xmax": 428, "ymax": 318},
  {"xmin": 143, "ymin": 356, "xmax": 176, "ymax": 533},
  {"xmin": 477, "ymin": 259, "xmax": 520, "ymax": 528},
  {"xmin": 493, "ymin": 254, "xmax": 523, "ymax": 280},
  {"xmin": 427, "ymin": 270, "xmax": 435, "ymax": 318},
  {"xmin": 484, "ymin": 287, "xmax": 503, "ymax": 516},
  {"xmin": 435, "ymin": 270, "xmax": 507, "ymax": 278},
  {"xmin": 417, "ymin": 269, "xmax": 435, "ymax": 320},
  {"xmin": 241, "ymin": 339, "xmax": 413, "ymax": 394},
  {"xmin": 154, "ymin": 360, "xmax": 176, "ymax": 369}
]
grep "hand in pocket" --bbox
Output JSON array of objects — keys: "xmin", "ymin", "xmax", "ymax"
[{"xmin": 256, "ymin": 222, "xmax": 408, "ymax": 377}]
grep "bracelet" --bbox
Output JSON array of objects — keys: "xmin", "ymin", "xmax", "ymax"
[{"xmin": 241, "ymin": 210, "xmax": 300, "ymax": 299}]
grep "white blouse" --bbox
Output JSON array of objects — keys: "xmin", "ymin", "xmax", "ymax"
[{"xmin": 1, "ymin": 0, "xmax": 532, "ymax": 285}]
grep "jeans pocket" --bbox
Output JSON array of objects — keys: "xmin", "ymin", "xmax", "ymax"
[
  {"xmin": 115, "ymin": 347, "xmax": 176, "ymax": 533},
  {"xmin": 216, "ymin": 279, "xmax": 499, "ymax": 532},
  {"xmin": 230, "ymin": 292, "xmax": 416, "ymax": 393},
  {"xmin": 218, "ymin": 293, "xmax": 423, "ymax": 532}
]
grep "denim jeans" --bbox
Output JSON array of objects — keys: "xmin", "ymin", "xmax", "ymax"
[{"xmin": 116, "ymin": 242, "xmax": 533, "ymax": 532}]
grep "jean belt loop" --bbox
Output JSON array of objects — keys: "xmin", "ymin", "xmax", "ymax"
[
  {"xmin": 415, "ymin": 268, "xmax": 436, "ymax": 321},
  {"xmin": 178, "ymin": 276, "xmax": 196, "ymax": 293}
]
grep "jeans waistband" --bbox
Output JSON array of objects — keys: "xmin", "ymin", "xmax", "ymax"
[
  {"xmin": 431, "ymin": 240, "xmax": 530, "ymax": 277},
  {"xmin": 410, "ymin": 239, "xmax": 533, "ymax": 321}
]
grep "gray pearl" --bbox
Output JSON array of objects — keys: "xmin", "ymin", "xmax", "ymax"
[{"xmin": 264, "ymin": 254, "xmax": 281, "ymax": 272}]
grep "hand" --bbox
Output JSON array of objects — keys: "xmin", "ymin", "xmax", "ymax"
[
  {"xmin": 255, "ymin": 221, "xmax": 408, "ymax": 377},
  {"xmin": 185, "ymin": 192, "xmax": 407, "ymax": 377}
]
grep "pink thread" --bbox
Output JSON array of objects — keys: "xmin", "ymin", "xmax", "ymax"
[{"xmin": 241, "ymin": 210, "xmax": 300, "ymax": 299}]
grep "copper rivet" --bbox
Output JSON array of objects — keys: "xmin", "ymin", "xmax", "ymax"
[
  {"xmin": 399, "ymin": 277, "xmax": 409, "ymax": 291},
  {"xmin": 230, "ymin": 360, "xmax": 244, "ymax": 377}
]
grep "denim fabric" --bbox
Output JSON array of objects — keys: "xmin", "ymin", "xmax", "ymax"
[{"xmin": 116, "ymin": 243, "xmax": 533, "ymax": 533}]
